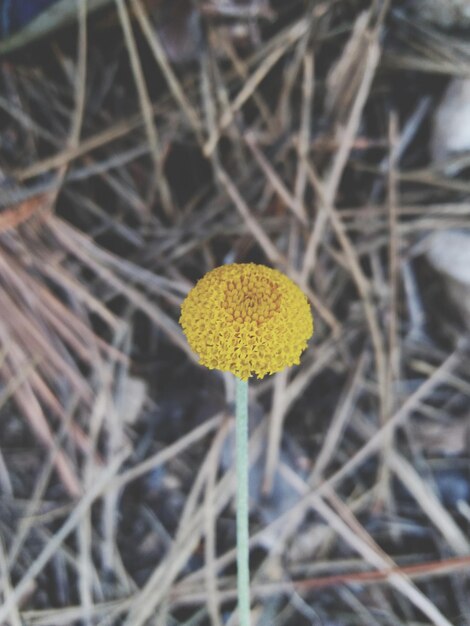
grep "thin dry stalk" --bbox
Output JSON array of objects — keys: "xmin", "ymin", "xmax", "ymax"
[
  {"xmin": 204, "ymin": 424, "xmax": 230, "ymax": 626},
  {"xmin": 115, "ymin": 0, "xmax": 173, "ymax": 216}
]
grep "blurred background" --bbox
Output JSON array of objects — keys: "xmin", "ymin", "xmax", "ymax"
[{"xmin": 1, "ymin": 0, "xmax": 470, "ymax": 624}]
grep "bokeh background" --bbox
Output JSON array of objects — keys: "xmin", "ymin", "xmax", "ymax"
[{"xmin": 1, "ymin": 1, "xmax": 470, "ymax": 624}]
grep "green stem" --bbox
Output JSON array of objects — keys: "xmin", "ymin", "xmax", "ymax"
[{"xmin": 235, "ymin": 377, "xmax": 251, "ymax": 626}]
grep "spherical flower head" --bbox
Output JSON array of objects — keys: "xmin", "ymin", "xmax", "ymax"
[{"xmin": 179, "ymin": 263, "xmax": 313, "ymax": 380}]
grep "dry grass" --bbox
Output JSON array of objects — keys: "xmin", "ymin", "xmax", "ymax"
[{"xmin": 0, "ymin": 1, "xmax": 470, "ymax": 624}]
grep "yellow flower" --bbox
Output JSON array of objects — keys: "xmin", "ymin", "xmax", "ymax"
[{"xmin": 179, "ymin": 263, "xmax": 313, "ymax": 380}]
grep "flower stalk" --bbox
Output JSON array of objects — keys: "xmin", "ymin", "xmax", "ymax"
[{"xmin": 235, "ymin": 377, "xmax": 250, "ymax": 626}]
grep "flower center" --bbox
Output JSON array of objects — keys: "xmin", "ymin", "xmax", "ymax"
[{"xmin": 223, "ymin": 276, "xmax": 281, "ymax": 324}]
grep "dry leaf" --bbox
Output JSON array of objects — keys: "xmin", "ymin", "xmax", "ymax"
[
  {"xmin": 119, "ymin": 376, "xmax": 147, "ymax": 425},
  {"xmin": 426, "ymin": 230, "xmax": 470, "ymax": 330},
  {"xmin": 431, "ymin": 78, "xmax": 470, "ymax": 169},
  {"xmin": 411, "ymin": 415, "xmax": 470, "ymax": 455}
]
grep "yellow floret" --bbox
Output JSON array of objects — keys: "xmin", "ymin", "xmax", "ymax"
[{"xmin": 179, "ymin": 264, "xmax": 313, "ymax": 380}]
